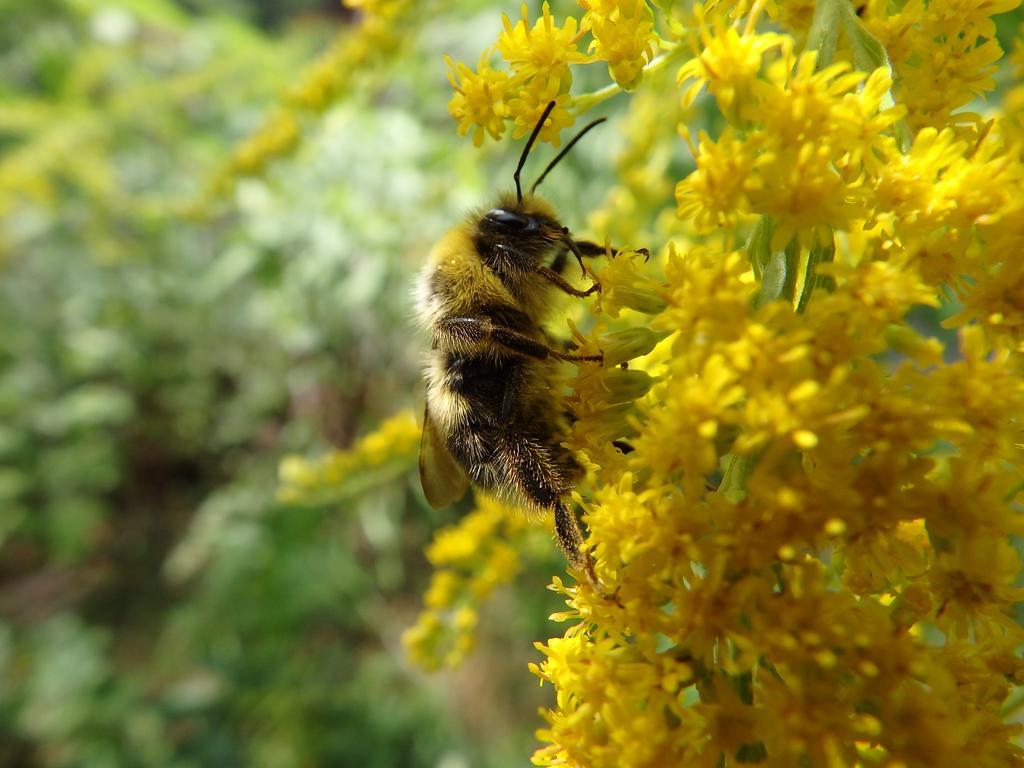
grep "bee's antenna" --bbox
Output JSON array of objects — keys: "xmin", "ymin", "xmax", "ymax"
[
  {"xmin": 514, "ymin": 100, "xmax": 557, "ymax": 204},
  {"xmin": 530, "ymin": 117, "xmax": 607, "ymax": 194}
]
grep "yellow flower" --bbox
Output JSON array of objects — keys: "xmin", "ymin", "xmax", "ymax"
[
  {"xmin": 862, "ymin": 0, "xmax": 1018, "ymax": 129},
  {"xmin": 403, "ymin": 494, "xmax": 530, "ymax": 671},
  {"xmin": 677, "ymin": 46, "xmax": 904, "ymax": 248},
  {"xmin": 581, "ymin": 0, "xmax": 658, "ymax": 88},
  {"xmin": 675, "ymin": 127, "xmax": 760, "ymax": 231},
  {"xmin": 677, "ymin": 10, "xmax": 788, "ymax": 118},
  {"xmin": 506, "ymin": 77, "xmax": 576, "ymax": 144},
  {"xmin": 446, "ymin": 51, "xmax": 511, "ymax": 146},
  {"xmin": 497, "ymin": 2, "xmax": 589, "ymax": 82}
]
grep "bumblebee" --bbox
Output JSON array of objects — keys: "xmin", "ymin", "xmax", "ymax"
[{"xmin": 416, "ymin": 101, "xmax": 623, "ymax": 586}]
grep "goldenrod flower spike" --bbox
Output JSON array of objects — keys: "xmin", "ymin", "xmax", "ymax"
[
  {"xmin": 424, "ymin": 1, "xmax": 1024, "ymax": 764},
  {"xmin": 277, "ymin": 411, "xmax": 419, "ymax": 504},
  {"xmin": 403, "ymin": 496, "xmax": 531, "ymax": 671}
]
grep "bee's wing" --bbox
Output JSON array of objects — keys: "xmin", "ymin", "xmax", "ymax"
[{"xmin": 419, "ymin": 405, "xmax": 470, "ymax": 509}]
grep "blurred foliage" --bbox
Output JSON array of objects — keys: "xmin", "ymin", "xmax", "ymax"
[{"xmin": 0, "ymin": 0, "xmax": 584, "ymax": 765}]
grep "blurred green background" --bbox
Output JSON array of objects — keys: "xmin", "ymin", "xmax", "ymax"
[
  {"xmin": 0, "ymin": 0, "xmax": 610, "ymax": 765},
  {"xmin": 4, "ymin": 1, "xmax": 1023, "ymax": 766}
]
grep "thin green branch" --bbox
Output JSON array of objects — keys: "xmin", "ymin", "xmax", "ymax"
[{"xmin": 573, "ymin": 42, "xmax": 684, "ymax": 113}]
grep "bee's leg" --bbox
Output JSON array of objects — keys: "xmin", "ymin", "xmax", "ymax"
[
  {"xmin": 573, "ymin": 240, "xmax": 650, "ymax": 262},
  {"xmin": 549, "ymin": 247, "xmax": 569, "ymax": 274},
  {"xmin": 436, "ymin": 318, "xmax": 602, "ymax": 363},
  {"xmin": 550, "ymin": 244, "xmax": 614, "ymax": 273},
  {"xmin": 497, "ymin": 435, "xmax": 602, "ymax": 591},
  {"xmin": 570, "ymin": 240, "xmax": 609, "ymax": 258},
  {"xmin": 535, "ymin": 265, "xmax": 601, "ymax": 299},
  {"xmin": 554, "ymin": 499, "xmax": 602, "ymax": 592},
  {"xmin": 562, "ymin": 237, "xmax": 649, "ymax": 278},
  {"xmin": 562, "ymin": 237, "xmax": 596, "ymax": 278}
]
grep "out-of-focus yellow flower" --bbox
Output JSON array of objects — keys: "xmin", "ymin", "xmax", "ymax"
[
  {"xmin": 206, "ymin": 0, "xmax": 413, "ymax": 199},
  {"xmin": 227, "ymin": 111, "xmax": 300, "ymax": 176},
  {"xmin": 277, "ymin": 410, "xmax": 419, "ymax": 504},
  {"xmin": 403, "ymin": 495, "xmax": 531, "ymax": 670},
  {"xmin": 764, "ymin": 0, "xmax": 816, "ymax": 34},
  {"xmin": 342, "ymin": 0, "xmax": 403, "ymax": 14}
]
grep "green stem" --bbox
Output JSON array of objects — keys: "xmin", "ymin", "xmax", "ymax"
[
  {"xmin": 745, "ymin": 216, "xmax": 774, "ymax": 281},
  {"xmin": 573, "ymin": 42, "xmax": 683, "ymax": 112},
  {"xmin": 1000, "ymin": 687, "xmax": 1024, "ymax": 718}
]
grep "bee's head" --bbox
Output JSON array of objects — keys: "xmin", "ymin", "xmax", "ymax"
[
  {"xmin": 483, "ymin": 208, "xmax": 539, "ymax": 232},
  {"xmin": 475, "ymin": 195, "xmax": 565, "ymax": 268},
  {"xmin": 482, "ymin": 193, "xmax": 563, "ymax": 237}
]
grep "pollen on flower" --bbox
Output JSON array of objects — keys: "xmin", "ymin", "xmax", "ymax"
[
  {"xmin": 824, "ymin": 518, "xmax": 847, "ymax": 536},
  {"xmin": 792, "ymin": 429, "xmax": 818, "ymax": 448}
]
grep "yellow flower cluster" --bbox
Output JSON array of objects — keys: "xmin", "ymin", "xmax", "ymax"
[
  {"xmin": 277, "ymin": 410, "xmax": 419, "ymax": 504},
  {"xmin": 403, "ymin": 495, "xmax": 534, "ymax": 670},
  {"xmin": 861, "ymin": 0, "xmax": 1019, "ymax": 130},
  {"xmin": 429, "ymin": 1, "xmax": 1024, "ymax": 766},
  {"xmin": 540, "ymin": 254, "xmax": 1024, "ymax": 765},
  {"xmin": 447, "ymin": 1, "xmax": 658, "ymax": 146},
  {"xmin": 582, "ymin": 0, "xmax": 658, "ymax": 88},
  {"xmin": 676, "ymin": 17, "xmax": 904, "ymax": 248}
]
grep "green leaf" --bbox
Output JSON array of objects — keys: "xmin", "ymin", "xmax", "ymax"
[
  {"xmin": 806, "ymin": 0, "xmax": 845, "ymax": 69},
  {"xmin": 755, "ymin": 249, "xmax": 788, "ymax": 309},
  {"xmin": 745, "ymin": 216, "xmax": 775, "ymax": 280},
  {"xmin": 796, "ymin": 237, "xmax": 836, "ymax": 313}
]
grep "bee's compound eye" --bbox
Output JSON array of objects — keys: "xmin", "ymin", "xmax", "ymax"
[{"xmin": 485, "ymin": 209, "xmax": 535, "ymax": 231}]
